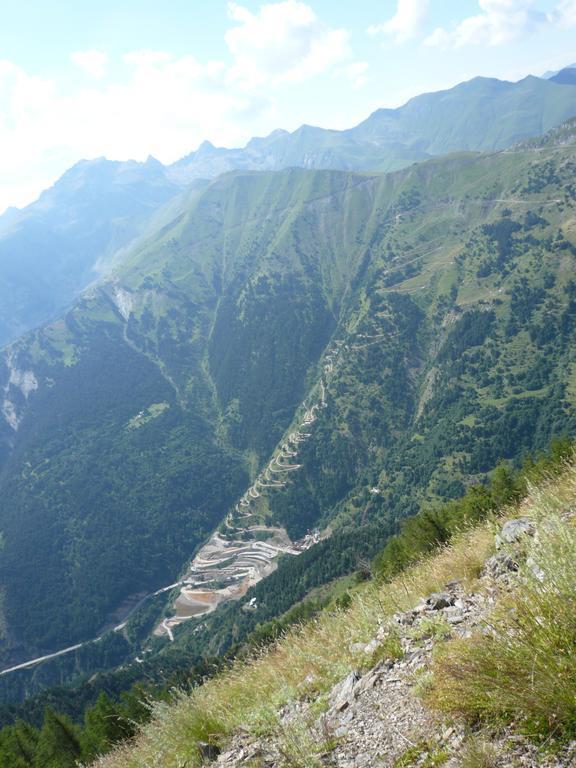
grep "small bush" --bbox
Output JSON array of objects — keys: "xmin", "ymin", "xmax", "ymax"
[
  {"xmin": 393, "ymin": 740, "xmax": 449, "ymax": 767},
  {"xmin": 367, "ymin": 628, "xmax": 404, "ymax": 669},
  {"xmin": 460, "ymin": 736, "xmax": 498, "ymax": 768},
  {"xmin": 409, "ymin": 615, "xmax": 451, "ymax": 642},
  {"xmin": 428, "ymin": 514, "xmax": 576, "ymax": 739}
]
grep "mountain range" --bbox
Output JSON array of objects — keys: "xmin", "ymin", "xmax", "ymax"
[
  {"xmin": 0, "ymin": 106, "xmax": 576, "ymax": 681},
  {"xmin": 0, "ymin": 69, "xmax": 575, "ymax": 349}
]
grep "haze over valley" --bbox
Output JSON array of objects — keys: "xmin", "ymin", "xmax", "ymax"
[{"xmin": 1, "ymin": 3, "xmax": 576, "ymax": 766}]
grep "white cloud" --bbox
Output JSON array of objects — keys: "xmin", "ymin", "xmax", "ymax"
[
  {"xmin": 344, "ymin": 61, "xmax": 369, "ymax": 89},
  {"xmin": 0, "ymin": 2, "xmax": 366, "ymax": 214},
  {"xmin": 70, "ymin": 50, "xmax": 108, "ymax": 80},
  {"xmin": 225, "ymin": 1, "xmax": 354, "ymax": 87},
  {"xmin": 549, "ymin": 0, "xmax": 576, "ymax": 26},
  {"xmin": 426, "ymin": 0, "xmax": 550, "ymax": 48},
  {"xmin": 0, "ymin": 54, "xmax": 269, "ymax": 213},
  {"xmin": 368, "ymin": 0, "xmax": 429, "ymax": 43}
]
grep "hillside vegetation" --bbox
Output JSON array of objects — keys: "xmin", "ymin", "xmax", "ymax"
[
  {"xmin": 80, "ymin": 446, "xmax": 576, "ymax": 768},
  {"xmin": 1, "ymin": 70, "xmax": 575, "ymax": 349},
  {"xmin": 1, "ymin": 120, "xmax": 576, "ymax": 677},
  {"xmin": 0, "ymin": 439, "xmax": 569, "ymax": 767}
]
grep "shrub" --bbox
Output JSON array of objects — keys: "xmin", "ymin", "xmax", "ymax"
[{"xmin": 428, "ymin": 513, "xmax": 576, "ymax": 739}]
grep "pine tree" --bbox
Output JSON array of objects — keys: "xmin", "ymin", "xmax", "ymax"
[
  {"xmin": 0, "ymin": 720, "xmax": 37, "ymax": 768},
  {"xmin": 82, "ymin": 692, "xmax": 126, "ymax": 760},
  {"xmin": 490, "ymin": 462, "xmax": 521, "ymax": 507},
  {"xmin": 34, "ymin": 708, "xmax": 83, "ymax": 768}
]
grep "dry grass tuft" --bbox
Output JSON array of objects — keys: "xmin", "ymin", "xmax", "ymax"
[
  {"xmin": 429, "ymin": 465, "xmax": 576, "ymax": 740},
  {"xmin": 459, "ymin": 736, "xmax": 498, "ymax": 768}
]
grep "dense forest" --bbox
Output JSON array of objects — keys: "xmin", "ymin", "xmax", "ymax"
[{"xmin": 0, "ymin": 117, "xmax": 575, "ymax": 719}]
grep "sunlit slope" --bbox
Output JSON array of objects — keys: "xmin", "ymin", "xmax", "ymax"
[
  {"xmin": 260, "ymin": 142, "xmax": 576, "ymax": 539},
  {"xmin": 355, "ymin": 75, "xmax": 576, "ymax": 157},
  {"xmin": 172, "ymin": 73, "xmax": 576, "ymax": 179},
  {"xmin": 0, "ymin": 126, "xmax": 575, "ymax": 664}
]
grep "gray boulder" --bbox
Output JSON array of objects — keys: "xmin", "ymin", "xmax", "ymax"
[
  {"xmin": 484, "ymin": 551, "xmax": 519, "ymax": 578},
  {"xmin": 330, "ymin": 670, "xmax": 361, "ymax": 712},
  {"xmin": 495, "ymin": 518, "xmax": 535, "ymax": 550},
  {"xmin": 426, "ymin": 592, "xmax": 455, "ymax": 610}
]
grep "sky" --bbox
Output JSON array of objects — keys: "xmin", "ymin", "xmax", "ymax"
[{"xmin": 1, "ymin": 0, "xmax": 575, "ymax": 214}]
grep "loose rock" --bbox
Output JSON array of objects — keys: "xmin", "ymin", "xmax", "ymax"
[
  {"xmin": 495, "ymin": 517, "xmax": 535, "ymax": 549},
  {"xmin": 426, "ymin": 592, "xmax": 455, "ymax": 610},
  {"xmin": 484, "ymin": 551, "xmax": 519, "ymax": 578}
]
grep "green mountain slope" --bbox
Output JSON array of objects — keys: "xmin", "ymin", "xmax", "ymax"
[
  {"xmin": 172, "ymin": 73, "xmax": 576, "ymax": 178},
  {"xmin": 1, "ymin": 71, "xmax": 574, "ymax": 353},
  {"xmin": 1, "ymin": 124, "xmax": 576, "ymax": 670},
  {"xmin": 354, "ymin": 75, "xmax": 576, "ymax": 157},
  {"xmin": 0, "ymin": 158, "xmax": 183, "ymax": 348}
]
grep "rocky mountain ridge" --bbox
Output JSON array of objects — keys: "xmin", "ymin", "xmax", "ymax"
[{"xmin": 0, "ymin": 69, "xmax": 575, "ymax": 348}]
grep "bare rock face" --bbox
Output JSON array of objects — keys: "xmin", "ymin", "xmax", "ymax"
[
  {"xmin": 1, "ymin": 351, "xmax": 39, "ymax": 431},
  {"xmin": 495, "ymin": 518, "xmax": 535, "ymax": 549}
]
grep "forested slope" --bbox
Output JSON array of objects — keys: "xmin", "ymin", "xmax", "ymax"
[
  {"xmin": 0, "ymin": 121, "xmax": 575, "ymax": 675},
  {"xmin": 1, "ymin": 70, "xmax": 574, "ymax": 351}
]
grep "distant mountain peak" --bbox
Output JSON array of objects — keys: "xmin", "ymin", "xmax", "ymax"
[
  {"xmin": 197, "ymin": 139, "xmax": 218, "ymax": 154},
  {"xmin": 542, "ymin": 62, "xmax": 576, "ymax": 79},
  {"xmin": 549, "ymin": 67, "xmax": 576, "ymax": 86}
]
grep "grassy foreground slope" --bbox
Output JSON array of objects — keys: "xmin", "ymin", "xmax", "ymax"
[
  {"xmin": 91, "ymin": 449, "xmax": 576, "ymax": 768},
  {"xmin": 1, "ymin": 121, "xmax": 576, "ymax": 668}
]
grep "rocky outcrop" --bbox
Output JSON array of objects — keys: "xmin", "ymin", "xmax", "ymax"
[
  {"xmin": 112, "ymin": 286, "xmax": 134, "ymax": 321},
  {"xmin": 208, "ymin": 517, "xmax": 576, "ymax": 767},
  {"xmin": 1, "ymin": 351, "xmax": 38, "ymax": 431}
]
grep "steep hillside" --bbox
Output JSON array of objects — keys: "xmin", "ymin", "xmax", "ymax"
[
  {"xmin": 1, "ymin": 71, "xmax": 574, "ymax": 351},
  {"xmin": 171, "ymin": 73, "xmax": 576, "ymax": 179},
  {"xmin": 88, "ymin": 454, "xmax": 576, "ymax": 768},
  {"xmin": 0, "ymin": 158, "xmax": 183, "ymax": 347},
  {"xmin": 0, "ymin": 122, "xmax": 576, "ymax": 675}
]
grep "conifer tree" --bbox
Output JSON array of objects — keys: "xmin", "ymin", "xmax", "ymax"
[
  {"xmin": 12, "ymin": 719, "xmax": 39, "ymax": 765},
  {"xmin": 82, "ymin": 691, "xmax": 126, "ymax": 760},
  {"xmin": 0, "ymin": 721, "xmax": 37, "ymax": 767},
  {"xmin": 34, "ymin": 707, "xmax": 83, "ymax": 768}
]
